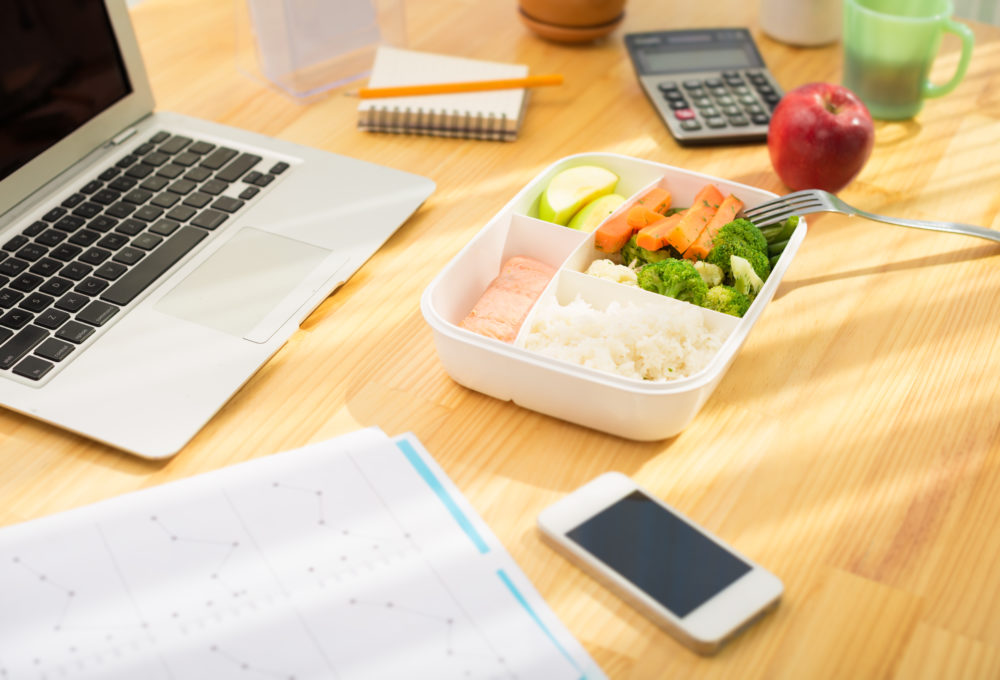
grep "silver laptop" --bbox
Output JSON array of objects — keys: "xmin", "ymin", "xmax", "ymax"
[{"xmin": 0, "ymin": 0, "xmax": 435, "ymax": 459}]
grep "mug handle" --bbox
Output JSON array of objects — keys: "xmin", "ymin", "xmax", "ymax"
[{"xmin": 924, "ymin": 20, "xmax": 974, "ymax": 99}]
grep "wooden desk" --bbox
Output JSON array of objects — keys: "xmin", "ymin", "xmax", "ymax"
[{"xmin": 5, "ymin": 0, "xmax": 1000, "ymax": 677}]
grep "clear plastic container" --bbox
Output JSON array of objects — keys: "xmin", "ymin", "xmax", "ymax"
[
  {"xmin": 420, "ymin": 153, "xmax": 807, "ymax": 441},
  {"xmin": 235, "ymin": 0, "xmax": 406, "ymax": 100}
]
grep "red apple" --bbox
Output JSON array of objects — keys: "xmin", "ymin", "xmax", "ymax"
[{"xmin": 767, "ymin": 82, "xmax": 875, "ymax": 193}]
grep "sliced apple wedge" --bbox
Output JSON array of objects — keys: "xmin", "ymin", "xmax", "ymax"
[
  {"xmin": 567, "ymin": 193, "xmax": 626, "ymax": 232},
  {"xmin": 538, "ymin": 165, "xmax": 619, "ymax": 226}
]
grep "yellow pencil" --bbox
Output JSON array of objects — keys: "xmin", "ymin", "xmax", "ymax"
[{"xmin": 350, "ymin": 74, "xmax": 564, "ymax": 99}]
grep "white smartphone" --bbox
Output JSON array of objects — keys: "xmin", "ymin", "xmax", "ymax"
[{"xmin": 537, "ymin": 472, "xmax": 782, "ymax": 655}]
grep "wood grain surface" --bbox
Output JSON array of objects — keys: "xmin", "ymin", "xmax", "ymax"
[{"xmin": 4, "ymin": 0, "xmax": 1000, "ymax": 677}]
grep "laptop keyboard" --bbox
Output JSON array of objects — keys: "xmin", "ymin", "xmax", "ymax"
[{"xmin": 0, "ymin": 130, "xmax": 289, "ymax": 383}]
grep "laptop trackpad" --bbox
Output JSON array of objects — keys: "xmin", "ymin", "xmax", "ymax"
[{"xmin": 155, "ymin": 227, "xmax": 339, "ymax": 343}]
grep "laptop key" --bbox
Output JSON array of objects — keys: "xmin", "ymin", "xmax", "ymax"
[
  {"xmin": 115, "ymin": 154, "xmax": 139, "ymax": 168},
  {"xmin": 20, "ymin": 292, "xmax": 54, "ymax": 313},
  {"xmin": 0, "ymin": 309, "xmax": 34, "ymax": 331},
  {"xmin": 94, "ymin": 262, "xmax": 128, "ymax": 280},
  {"xmin": 101, "ymin": 227, "xmax": 208, "ymax": 306},
  {"xmin": 23, "ymin": 221, "xmax": 48, "ymax": 237},
  {"xmin": 0, "ymin": 326, "xmax": 49, "ymax": 370},
  {"xmin": 172, "ymin": 151, "xmax": 199, "ymax": 167},
  {"xmin": 239, "ymin": 186, "xmax": 260, "ymax": 200},
  {"xmin": 140, "ymin": 175, "xmax": 170, "ymax": 192},
  {"xmin": 132, "ymin": 233, "xmax": 163, "ymax": 251},
  {"xmin": 80, "ymin": 181, "xmax": 103, "ymax": 195},
  {"xmin": 182, "ymin": 192, "xmax": 212, "ymax": 208},
  {"xmin": 72, "ymin": 203, "xmax": 102, "ymax": 219},
  {"xmin": 91, "ymin": 189, "xmax": 121, "ymax": 206},
  {"xmin": 10, "ymin": 273, "xmax": 44, "ymax": 292},
  {"xmin": 56, "ymin": 320, "xmax": 94, "ymax": 344},
  {"xmin": 200, "ymin": 147, "xmax": 238, "ymax": 170},
  {"xmin": 148, "ymin": 131, "xmax": 170, "ymax": 144},
  {"xmin": 51, "ymin": 244, "xmax": 83, "ymax": 262},
  {"xmin": 4, "ymin": 236, "xmax": 28, "ymax": 252},
  {"xmin": 191, "ymin": 209, "xmax": 228, "ymax": 230},
  {"xmin": 35, "ymin": 338, "xmax": 75, "ymax": 362},
  {"xmin": 88, "ymin": 216, "xmax": 119, "ymax": 233},
  {"xmin": 159, "ymin": 135, "xmax": 192, "ymax": 154},
  {"xmin": 61, "ymin": 193, "xmax": 86, "ymax": 208},
  {"xmin": 40, "ymin": 277, "xmax": 75, "ymax": 296},
  {"xmin": 58, "ymin": 262, "xmax": 92, "ymax": 281},
  {"xmin": 55, "ymin": 293, "xmax": 89, "ymax": 313},
  {"xmin": 114, "ymin": 218, "xmax": 146, "ymax": 236},
  {"xmin": 76, "ymin": 300, "xmax": 119, "ymax": 326},
  {"xmin": 156, "ymin": 164, "xmax": 184, "ymax": 179},
  {"xmin": 184, "ymin": 167, "xmax": 212, "ymax": 182},
  {"xmin": 36, "ymin": 309, "xmax": 71, "ymax": 330},
  {"xmin": 97, "ymin": 233, "xmax": 130, "ymax": 250},
  {"xmin": 29, "ymin": 258, "xmax": 62, "ymax": 277},
  {"xmin": 43, "ymin": 207, "xmax": 67, "ymax": 222},
  {"xmin": 105, "ymin": 202, "xmax": 136, "ymax": 219},
  {"xmin": 0, "ymin": 289, "xmax": 23, "ymax": 308},
  {"xmin": 112, "ymin": 247, "xmax": 145, "ymax": 266},
  {"xmin": 211, "ymin": 196, "xmax": 244, "ymax": 213},
  {"xmin": 143, "ymin": 151, "xmax": 170, "ymax": 167},
  {"xmin": 13, "ymin": 355, "xmax": 53, "ymax": 380},
  {"xmin": 270, "ymin": 161, "xmax": 289, "ymax": 174},
  {"xmin": 133, "ymin": 205, "xmax": 164, "ymax": 222},
  {"xmin": 68, "ymin": 230, "xmax": 101, "ymax": 248},
  {"xmin": 151, "ymin": 192, "xmax": 180, "ymax": 209},
  {"xmin": 98, "ymin": 167, "xmax": 120, "ymax": 181},
  {"xmin": 165, "ymin": 205, "xmax": 197, "ymax": 222},
  {"xmin": 188, "ymin": 141, "xmax": 215, "ymax": 155},
  {"xmin": 54, "ymin": 215, "xmax": 86, "ymax": 232},
  {"xmin": 167, "ymin": 179, "xmax": 197, "ymax": 195},
  {"xmin": 75, "ymin": 277, "xmax": 109, "ymax": 296},
  {"xmin": 124, "ymin": 163, "xmax": 155, "ymax": 179},
  {"xmin": 200, "ymin": 180, "xmax": 228, "ymax": 196},
  {"xmin": 79, "ymin": 248, "xmax": 112, "ymax": 265},
  {"xmin": 149, "ymin": 219, "xmax": 180, "ymax": 236},
  {"xmin": 108, "ymin": 176, "xmax": 138, "ymax": 192},
  {"xmin": 216, "ymin": 153, "xmax": 262, "ymax": 182},
  {"xmin": 15, "ymin": 243, "xmax": 47, "ymax": 262},
  {"xmin": 0, "ymin": 259, "xmax": 29, "ymax": 276},
  {"xmin": 123, "ymin": 189, "xmax": 153, "ymax": 205}
]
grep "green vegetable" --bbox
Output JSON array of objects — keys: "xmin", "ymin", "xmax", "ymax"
[
  {"xmin": 621, "ymin": 234, "xmax": 673, "ymax": 268},
  {"xmin": 694, "ymin": 260, "xmax": 723, "ymax": 287},
  {"xmin": 715, "ymin": 218, "xmax": 767, "ymax": 254},
  {"xmin": 636, "ymin": 258, "xmax": 708, "ymax": 306},
  {"xmin": 731, "ymin": 255, "xmax": 764, "ymax": 299},
  {"xmin": 703, "ymin": 285, "xmax": 751, "ymax": 317},
  {"xmin": 705, "ymin": 218, "xmax": 771, "ymax": 282},
  {"xmin": 760, "ymin": 216, "xmax": 799, "ymax": 261}
]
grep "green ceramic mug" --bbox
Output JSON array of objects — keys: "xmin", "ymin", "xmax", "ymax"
[{"xmin": 842, "ymin": 0, "xmax": 974, "ymax": 120}]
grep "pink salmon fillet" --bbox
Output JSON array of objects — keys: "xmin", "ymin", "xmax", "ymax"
[{"xmin": 459, "ymin": 256, "xmax": 556, "ymax": 343}]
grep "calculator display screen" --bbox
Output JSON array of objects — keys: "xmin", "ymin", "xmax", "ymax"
[{"xmin": 638, "ymin": 45, "xmax": 758, "ymax": 74}]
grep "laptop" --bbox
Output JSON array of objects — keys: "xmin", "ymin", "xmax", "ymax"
[{"xmin": 0, "ymin": 0, "xmax": 435, "ymax": 459}]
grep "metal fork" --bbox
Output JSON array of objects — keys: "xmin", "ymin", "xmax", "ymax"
[{"xmin": 743, "ymin": 189, "xmax": 1000, "ymax": 244}]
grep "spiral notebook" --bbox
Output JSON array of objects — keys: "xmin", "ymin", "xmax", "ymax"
[{"xmin": 357, "ymin": 47, "xmax": 529, "ymax": 141}]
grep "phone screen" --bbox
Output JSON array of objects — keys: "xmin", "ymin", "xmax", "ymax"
[{"xmin": 566, "ymin": 491, "xmax": 752, "ymax": 618}]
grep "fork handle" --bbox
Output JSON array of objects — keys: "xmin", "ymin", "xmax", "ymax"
[{"xmin": 849, "ymin": 207, "xmax": 1000, "ymax": 244}]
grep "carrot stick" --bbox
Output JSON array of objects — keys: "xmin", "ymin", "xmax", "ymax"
[
  {"xmin": 635, "ymin": 213, "xmax": 683, "ymax": 251},
  {"xmin": 634, "ymin": 187, "xmax": 672, "ymax": 214},
  {"xmin": 594, "ymin": 211, "xmax": 635, "ymax": 253},
  {"xmin": 683, "ymin": 193, "xmax": 744, "ymax": 261},
  {"xmin": 662, "ymin": 184, "xmax": 724, "ymax": 254},
  {"xmin": 626, "ymin": 204, "xmax": 665, "ymax": 229}
]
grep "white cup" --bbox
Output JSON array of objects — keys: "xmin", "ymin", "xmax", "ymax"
[{"xmin": 759, "ymin": 0, "xmax": 842, "ymax": 46}]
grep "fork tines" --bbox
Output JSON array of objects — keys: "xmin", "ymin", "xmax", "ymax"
[{"xmin": 743, "ymin": 190, "xmax": 824, "ymax": 226}]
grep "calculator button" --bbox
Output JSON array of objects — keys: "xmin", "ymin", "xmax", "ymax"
[
  {"xmin": 733, "ymin": 85, "xmax": 751, "ymax": 95},
  {"xmin": 674, "ymin": 108, "xmax": 697, "ymax": 120},
  {"xmin": 682, "ymin": 79, "xmax": 703, "ymax": 90},
  {"xmin": 657, "ymin": 81, "xmax": 679, "ymax": 93},
  {"xmin": 751, "ymin": 113, "xmax": 770, "ymax": 125},
  {"xmin": 699, "ymin": 106, "xmax": 721, "ymax": 118},
  {"xmin": 705, "ymin": 117, "xmax": 728, "ymax": 129},
  {"xmin": 715, "ymin": 95, "xmax": 735, "ymax": 106},
  {"xmin": 728, "ymin": 115, "xmax": 750, "ymax": 127},
  {"xmin": 722, "ymin": 105, "xmax": 741, "ymax": 116},
  {"xmin": 679, "ymin": 119, "xmax": 702, "ymax": 131},
  {"xmin": 705, "ymin": 78, "xmax": 723, "ymax": 88},
  {"xmin": 668, "ymin": 99, "xmax": 690, "ymax": 110},
  {"xmin": 692, "ymin": 96, "xmax": 712, "ymax": 108}
]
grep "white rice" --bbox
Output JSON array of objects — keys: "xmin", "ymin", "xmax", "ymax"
[{"xmin": 523, "ymin": 296, "xmax": 723, "ymax": 381}]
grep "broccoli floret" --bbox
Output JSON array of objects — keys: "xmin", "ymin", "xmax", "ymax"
[
  {"xmin": 621, "ymin": 234, "xmax": 673, "ymax": 268},
  {"xmin": 636, "ymin": 258, "xmax": 708, "ymax": 306},
  {"xmin": 693, "ymin": 260, "xmax": 723, "ymax": 287},
  {"xmin": 731, "ymin": 255, "xmax": 764, "ymax": 299},
  {"xmin": 706, "ymin": 240, "xmax": 771, "ymax": 281},
  {"xmin": 703, "ymin": 285, "xmax": 751, "ymax": 317},
  {"xmin": 715, "ymin": 218, "xmax": 767, "ymax": 254}
]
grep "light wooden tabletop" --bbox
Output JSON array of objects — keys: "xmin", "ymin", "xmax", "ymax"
[{"xmin": 5, "ymin": 0, "xmax": 1000, "ymax": 677}]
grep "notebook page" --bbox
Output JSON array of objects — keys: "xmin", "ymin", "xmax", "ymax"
[{"xmin": 358, "ymin": 46, "xmax": 529, "ymax": 120}]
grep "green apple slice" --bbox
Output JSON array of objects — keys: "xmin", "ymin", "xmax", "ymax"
[
  {"xmin": 538, "ymin": 165, "xmax": 619, "ymax": 225},
  {"xmin": 567, "ymin": 193, "xmax": 626, "ymax": 231}
]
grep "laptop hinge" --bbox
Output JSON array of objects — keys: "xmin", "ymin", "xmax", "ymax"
[{"xmin": 106, "ymin": 126, "xmax": 139, "ymax": 147}]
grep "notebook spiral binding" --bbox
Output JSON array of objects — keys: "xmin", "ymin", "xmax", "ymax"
[{"xmin": 358, "ymin": 106, "xmax": 515, "ymax": 141}]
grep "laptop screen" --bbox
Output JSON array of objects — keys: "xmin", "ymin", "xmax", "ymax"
[{"xmin": 0, "ymin": 1, "xmax": 132, "ymax": 184}]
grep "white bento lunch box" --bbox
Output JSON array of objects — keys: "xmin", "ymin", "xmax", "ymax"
[{"xmin": 420, "ymin": 153, "xmax": 806, "ymax": 440}]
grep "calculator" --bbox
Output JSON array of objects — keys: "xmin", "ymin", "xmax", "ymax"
[{"xmin": 625, "ymin": 29, "xmax": 784, "ymax": 146}]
